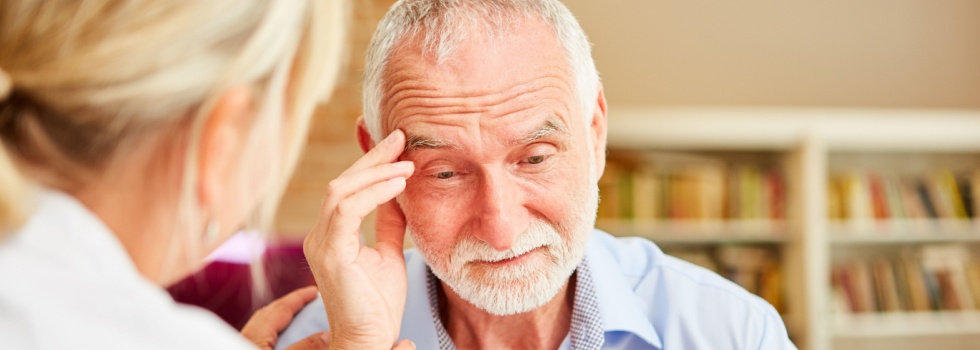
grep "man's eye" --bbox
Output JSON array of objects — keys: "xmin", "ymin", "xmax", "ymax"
[
  {"xmin": 435, "ymin": 171, "xmax": 456, "ymax": 179},
  {"xmin": 526, "ymin": 155, "xmax": 547, "ymax": 164}
]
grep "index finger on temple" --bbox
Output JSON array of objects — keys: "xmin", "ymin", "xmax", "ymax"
[{"xmin": 341, "ymin": 129, "xmax": 407, "ymax": 177}]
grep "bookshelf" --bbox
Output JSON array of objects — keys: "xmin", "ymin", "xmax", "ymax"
[
  {"xmin": 830, "ymin": 221, "xmax": 980, "ymax": 245},
  {"xmin": 602, "ymin": 107, "xmax": 980, "ymax": 350}
]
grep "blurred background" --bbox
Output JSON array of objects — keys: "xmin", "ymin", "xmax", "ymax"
[{"xmin": 169, "ymin": 1, "xmax": 980, "ymax": 350}]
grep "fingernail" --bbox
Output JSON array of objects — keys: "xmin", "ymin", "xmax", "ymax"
[
  {"xmin": 384, "ymin": 130, "xmax": 402, "ymax": 145},
  {"xmin": 393, "ymin": 161, "xmax": 413, "ymax": 169}
]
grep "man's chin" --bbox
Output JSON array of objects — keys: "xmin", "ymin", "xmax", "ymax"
[
  {"xmin": 443, "ymin": 262, "xmax": 573, "ymax": 316},
  {"xmin": 454, "ymin": 279, "xmax": 565, "ymax": 316}
]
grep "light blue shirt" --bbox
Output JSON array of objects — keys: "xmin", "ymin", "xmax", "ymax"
[{"xmin": 277, "ymin": 230, "xmax": 797, "ymax": 349}]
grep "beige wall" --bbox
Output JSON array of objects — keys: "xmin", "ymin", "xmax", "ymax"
[
  {"xmin": 565, "ymin": 0, "xmax": 980, "ymax": 109},
  {"xmin": 275, "ymin": 0, "xmax": 980, "ymax": 235}
]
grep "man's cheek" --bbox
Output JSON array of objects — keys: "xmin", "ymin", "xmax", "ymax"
[
  {"xmin": 403, "ymin": 194, "xmax": 455, "ymax": 237},
  {"xmin": 525, "ymin": 181, "xmax": 575, "ymax": 210},
  {"xmin": 400, "ymin": 183, "xmax": 435, "ymax": 215}
]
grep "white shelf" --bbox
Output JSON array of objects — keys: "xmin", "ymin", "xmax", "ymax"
[
  {"xmin": 832, "ymin": 311, "xmax": 980, "ymax": 338},
  {"xmin": 608, "ymin": 107, "xmax": 980, "ymax": 152},
  {"xmin": 603, "ymin": 109, "xmax": 980, "ymax": 350},
  {"xmin": 829, "ymin": 220, "xmax": 980, "ymax": 245},
  {"xmin": 596, "ymin": 219, "xmax": 788, "ymax": 244}
]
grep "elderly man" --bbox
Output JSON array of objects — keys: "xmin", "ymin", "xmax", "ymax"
[{"xmin": 280, "ymin": 0, "xmax": 796, "ymax": 349}]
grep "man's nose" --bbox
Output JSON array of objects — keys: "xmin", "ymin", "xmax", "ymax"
[{"xmin": 471, "ymin": 169, "xmax": 528, "ymax": 251}]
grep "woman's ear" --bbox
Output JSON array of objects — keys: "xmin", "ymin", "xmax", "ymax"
[
  {"xmin": 356, "ymin": 117, "xmax": 376, "ymax": 154},
  {"xmin": 198, "ymin": 86, "xmax": 253, "ymax": 209}
]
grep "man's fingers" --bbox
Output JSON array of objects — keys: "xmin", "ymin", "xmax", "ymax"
[
  {"xmin": 284, "ymin": 332, "xmax": 330, "ymax": 350},
  {"xmin": 320, "ymin": 161, "xmax": 413, "ymax": 219},
  {"xmin": 327, "ymin": 177, "xmax": 407, "ymax": 245},
  {"xmin": 340, "ymin": 129, "xmax": 406, "ymax": 177}
]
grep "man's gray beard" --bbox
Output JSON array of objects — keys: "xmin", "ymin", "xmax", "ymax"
[{"xmin": 408, "ymin": 184, "xmax": 599, "ymax": 316}]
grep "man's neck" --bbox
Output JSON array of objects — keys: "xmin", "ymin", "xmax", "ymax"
[{"xmin": 439, "ymin": 274, "xmax": 577, "ymax": 350}]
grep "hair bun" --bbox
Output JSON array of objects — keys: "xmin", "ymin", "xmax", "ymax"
[{"xmin": 0, "ymin": 67, "xmax": 11, "ymax": 100}]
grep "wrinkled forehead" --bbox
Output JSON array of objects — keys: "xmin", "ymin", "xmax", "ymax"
[{"xmin": 378, "ymin": 18, "xmax": 577, "ymax": 135}]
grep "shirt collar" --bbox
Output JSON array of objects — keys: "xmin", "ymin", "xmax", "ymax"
[
  {"xmin": 420, "ymin": 256, "xmax": 607, "ymax": 350},
  {"xmin": 584, "ymin": 231, "xmax": 663, "ymax": 348},
  {"xmin": 398, "ymin": 250, "xmax": 443, "ymax": 349},
  {"xmin": 567, "ymin": 255, "xmax": 606, "ymax": 349},
  {"xmin": 402, "ymin": 230, "xmax": 663, "ymax": 349}
]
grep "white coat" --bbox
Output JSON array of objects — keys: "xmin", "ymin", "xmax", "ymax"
[{"xmin": 0, "ymin": 191, "xmax": 255, "ymax": 349}]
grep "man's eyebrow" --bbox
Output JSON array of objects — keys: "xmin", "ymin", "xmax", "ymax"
[
  {"xmin": 404, "ymin": 133, "xmax": 458, "ymax": 153},
  {"xmin": 402, "ymin": 117, "xmax": 568, "ymax": 153},
  {"xmin": 517, "ymin": 117, "xmax": 570, "ymax": 145}
]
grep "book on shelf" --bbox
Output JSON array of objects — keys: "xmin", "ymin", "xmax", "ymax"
[
  {"xmin": 899, "ymin": 255, "xmax": 932, "ymax": 311},
  {"xmin": 831, "ymin": 245, "xmax": 980, "ymax": 314},
  {"xmin": 922, "ymin": 245, "xmax": 976, "ymax": 310},
  {"xmin": 872, "ymin": 257, "xmax": 903, "ymax": 312},
  {"xmin": 828, "ymin": 169, "xmax": 980, "ymax": 225},
  {"xmin": 665, "ymin": 246, "xmax": 784, "ymax": 313},
  {"xmin": 598, "ymin": 154, "xmax": 785, "ymax": 223}
]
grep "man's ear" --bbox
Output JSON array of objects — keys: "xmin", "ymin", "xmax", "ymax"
[
  {"xmin": 590, "ymin": 85, "xmax": 609, "ymax": 180},
  {"xmin": 355, "ymin": 117, "xmax": 376, "ymax": 154},
  {"xmin": 198, "ymin": 86, "xmax": 252, "ymax": 210}
]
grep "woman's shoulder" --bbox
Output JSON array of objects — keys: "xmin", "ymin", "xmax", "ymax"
[
  {"xmin": 0, "ymin": 260, "xmax": 254, "ymax": 349},
  {"xmin": 0, "ymin": 197, "xmax": 254, "ymax": 349},
  {"xmin": 0, "ymin": 299, "xmax": 253, "ymax": 349}
]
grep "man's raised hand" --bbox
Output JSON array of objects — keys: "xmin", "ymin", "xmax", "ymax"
[{"xmin": 303, "ymin": 130, "xmax": 413, "ymax": 350}]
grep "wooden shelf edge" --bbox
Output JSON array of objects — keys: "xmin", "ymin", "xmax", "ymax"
[
  {"xmin": 596, "ymin": 219, "xmax": 789, "ymax": 244},
  {"xmin": 831, "ymin": 311, "xmax": 980, "ymax": 338},
  {"xmin": 607, "ymin": 107, "xmax": 980, "ymax": 152},
  {"xmin": 829, "ymin": 220, "xmax": 980, "ymax": 244}
]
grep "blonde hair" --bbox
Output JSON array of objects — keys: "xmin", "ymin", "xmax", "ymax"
[{"xmin": 0, "ymin": 0, "xmax": 346, "ymax": 263}]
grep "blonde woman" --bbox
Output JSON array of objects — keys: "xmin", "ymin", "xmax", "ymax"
[{"xmin": 0, "ymin": 1, "xmax": 414, "ymax": 349}]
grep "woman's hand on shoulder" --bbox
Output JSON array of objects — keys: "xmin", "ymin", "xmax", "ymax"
[{"xmin": 241, "ymin": 286, "xmax": 328, "ymax": 350}]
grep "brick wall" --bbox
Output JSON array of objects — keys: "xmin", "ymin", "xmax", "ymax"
[{"xmin": 274, "ymin": 0, "xmax": 395, "ymax": 238}]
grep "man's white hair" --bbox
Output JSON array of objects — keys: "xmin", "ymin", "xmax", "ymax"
[{"xmin": 362, "ymin": 0, "xmax": 600, "ymax": 142}]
